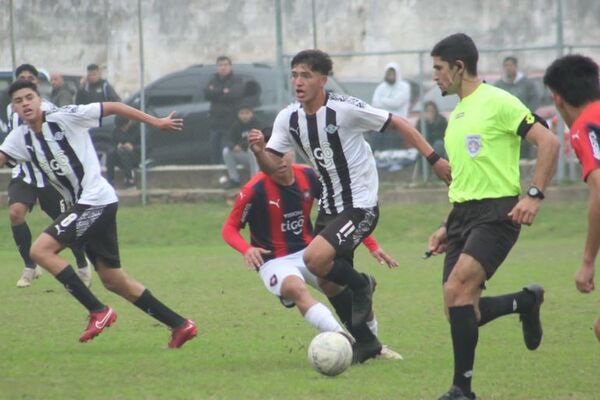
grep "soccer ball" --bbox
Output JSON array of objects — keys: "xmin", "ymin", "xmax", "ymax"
[{"xmin": 307, "ymin": 332, "xmax": 353, "ymax": 376}]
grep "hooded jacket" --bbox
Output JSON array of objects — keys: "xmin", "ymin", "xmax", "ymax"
[{"xmin": 371, "ymin": 62, "xmax": 411, "ymax": 118}]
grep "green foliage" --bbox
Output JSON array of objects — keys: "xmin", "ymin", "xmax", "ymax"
[{"xmin": 0, "ymin": 201, "xmax": 597, "ymax": 399}]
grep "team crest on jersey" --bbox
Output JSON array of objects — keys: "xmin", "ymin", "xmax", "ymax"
[
  {"xmin": 53, "ymin": 130, "xmax": 65, "ymax": 140},
  {"xmin": 465, "ymin": 134, "xmax": 481, "ymax": 157},
  {"xmin": 324, "ymin": 124, "xmax": 339, "ymax": 135}
]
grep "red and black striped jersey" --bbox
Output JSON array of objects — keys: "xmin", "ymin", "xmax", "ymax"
[{"xmin": 570, "ymin": 101, "xmax": 600, "ymax": 181}]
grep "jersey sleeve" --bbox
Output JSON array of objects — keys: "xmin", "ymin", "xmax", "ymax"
[
  {"xmin": 0, "ymin": 127, "xmax": 30, "ymax": 164},
  {"xmin": 343, "ymin": 99, "xmax": 391, "ymax": 133},
  {"xmin": 221, "ymin": 185, "xmax": 255, "ymax": 254},
  {"xmin": 52, "ymin": 103, "xmax": 103, "ymax": 131},
  {"xmin": 573, "ymin": 123, "xmax": 600, "ymax": 181},
  {"xmin": 500, "ymin": 92, "xmax": 531, "ymax": 136},
  {"xmin": 266, "ymin": 109, "xmax": 294, "ymax": 156}
]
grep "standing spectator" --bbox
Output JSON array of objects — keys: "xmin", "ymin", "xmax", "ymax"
[
  {"xmin": 221, "ymin": 103, "xmax": 261, "ymax": 188},
  {"xmin": 50, "ymin": 72, "xmax": 74, "ymax": 107},
  {"xmin": 106, "ymin": 116, "xmax": 140, "ymax": 188},
  {"xmin": 204, "ymin": 56, "xmax": 244, "ymax": 164},
  {"xmin": 415, "ymin": 101, "xmax": 448, "ymax": 159},
  {"xmin": 76, "ymin": 63, "xmax": 120, "ymax": 105},
  {"xmin": 371, "ymin": 62, "xmax": 411, "ymax": 151},
  {"xmin": 494, "ymin": 56, "xmax": 541, "ymax": 159}
]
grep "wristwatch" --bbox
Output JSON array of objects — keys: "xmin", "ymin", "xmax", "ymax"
[{"xmin": 527, "ymin": 186, "xmax": 545, "ymax": 200}]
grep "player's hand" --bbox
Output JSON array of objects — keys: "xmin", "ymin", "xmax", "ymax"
[
  {"xmin": 370, "ymin": 247, "xmax": 399, "ymax": 268},
  {"xmin": 427, "ymin": 226, "xmax": 448, "ymax": 256},
  {"xmin": 508, "ymin": 197, "xmax": 541, "ymax": 226},
  {"xmin": 244, "ymin": 247, "xmax": 271, "ymax": 270},
  {"xmin": 156, "ymin": 111, "xmax": 183, "ymax": 131},
  {"xmin": 432, "ymin": 158, "xmax": 452, "ymax": 185},
  {"xmin": 575, "ymin": 263, "xmax": 595, "ymax": 294},
  {"xmin": 248, "ymin": 129, "xmax": 266, "ymax": 154}
]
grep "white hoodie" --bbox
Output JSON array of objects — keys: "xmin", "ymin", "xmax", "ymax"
[{"xmin": 371, "ymin": 62, "xmax": 410, "ymax": 118}]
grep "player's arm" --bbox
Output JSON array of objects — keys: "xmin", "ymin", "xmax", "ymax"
[
  {"xmin": 508, "ymin": 120, "xmax": 560, "ymax": 225},
  {"xmin": 363, "ymin": 236, "xmax": 398, "ymax": 268},
  {"xmin": 0, "ymin": 151, "xmax": 7, "ymax": 168},
  {"xmin": 249, "ymin": 109, "xmax": 292, "ymax": 174},
  {"xmin": 575, "ymin": 169, "xmax": 600, "ymax": 293},
  {"xmin": 102, "ymin": 102, "xmax": 183, "ymax": 131},
  {"xmin": 388, "ymin": 114, "xmax": 451, "ymax": 184},
  {"xmin": 221, "ymin": 188, "xmax": 271, "ymax": 270}
]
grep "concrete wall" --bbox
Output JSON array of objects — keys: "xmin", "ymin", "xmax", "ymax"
[{"xmin": 1, "ymin": 0, "xmax": 598, "ymax": 97}]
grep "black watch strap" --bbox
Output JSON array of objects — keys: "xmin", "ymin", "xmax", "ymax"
[{"xmin": 527, "ymin": 186, "xmax": 545, "ymax": 200}]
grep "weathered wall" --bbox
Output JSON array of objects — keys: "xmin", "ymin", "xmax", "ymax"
[{"xmin": 1, "ymin": 0, "xmax": 598, "ymax": 97}]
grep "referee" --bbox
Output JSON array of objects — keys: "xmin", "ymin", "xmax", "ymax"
[{"xmin": 426, "ymin": 34, "xmax": 560, "ymax": 400}]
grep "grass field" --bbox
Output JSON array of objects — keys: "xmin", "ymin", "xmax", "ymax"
[{"xmin": 0, "ymin": 200, "xmax": 598, "ymax": 400}]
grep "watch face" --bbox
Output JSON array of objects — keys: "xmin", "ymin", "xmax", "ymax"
[{"xmin": 528, "ymin": 187, "xmax": 539, "ymax": 196}]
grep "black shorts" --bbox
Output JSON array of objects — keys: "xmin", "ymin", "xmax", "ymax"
[
  {"xmin": 45, "ymin": 202, "xmax": 121, "ymax": 268},
  {"xmin": 443, "ymin": 196, "xmax": 521, "ymax": 283},
  {"xmin": 314, "ymin": 206, "xmax": 379, "ymax": 259},
  {"xmin": 8, "ymin": 178, "xmax": 67, "ymax": 218}
]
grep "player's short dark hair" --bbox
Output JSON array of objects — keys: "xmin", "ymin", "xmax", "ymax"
[
  {"xmin": 503, "ymin": 56, "xmax": 518, "ymax": 65},
  {"xmin": 8, "ymin": 79, "xmax": 40, "ymax": 99},
  {"xmin": 431, "ymin": 33, "xmax": 478, "ymax": 75},
  {"xmin": 87, "ymin": 63, "xmax": 100, "ymax": 71},
  {"xmin": 291, "ymin": 50, "xmax": 333, "ymax": 76},
  {"xmin": 544, "ymin": 54, "xmax": 600, "ymax": 107},
  {"xmin": 216, "ymin": 56, "xmax": 232, "ymax": 64},
  {"xmin": 15, "ymin": 63, "xmax": 39, "ymax": 78}
]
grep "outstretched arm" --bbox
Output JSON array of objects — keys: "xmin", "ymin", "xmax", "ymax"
[
  {"xmin": 102, "ymin": 102, "xmax": 183, "ymax": 131},
  {"xmin": 388, "ymin": 114, "xmax": 451, "ymax": 184}
]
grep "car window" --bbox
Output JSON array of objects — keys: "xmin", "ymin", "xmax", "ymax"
[{"xmin": 148, "ymin": 73, "xmax": 198, "ymax": 107}]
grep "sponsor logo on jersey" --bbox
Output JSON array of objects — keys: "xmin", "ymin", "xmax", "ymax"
[
  {"xmin": 281, "ymin": 210, "xmax": 304, "ymax": 235},
  {"xmin": 589, "ymin": 126, "xmax": 600, "ymax": 161},
  {"xmin": 38, "ymin": 149, "xmax": 71, "ymax": 176},
  {"xmin": 269, "ymin": 198, "xmax": 281, "ymax": 208},
  {"xmin": 305, "ymin": 141, "xmax": 334, "ymax": 169},
  {"xmin": 465, "ymin": 134, "xmax": 482, "ymax": 157}
]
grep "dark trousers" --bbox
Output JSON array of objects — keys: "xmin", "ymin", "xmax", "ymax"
[{"xmin": 107, "ymin": 147, "xmax": 139, "ymax": 182}]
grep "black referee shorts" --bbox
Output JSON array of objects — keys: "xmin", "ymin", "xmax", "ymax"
[
  {"xmin": 314, "ymin": 206, "xmax": 379, "ymax": 260},
  {"xmin": 443, "ymin": 196, "xmax": 520, "ymax": 283},
  {"xmin": 45, "ymin": 202, "xmax": 121, "ymax": 268}
]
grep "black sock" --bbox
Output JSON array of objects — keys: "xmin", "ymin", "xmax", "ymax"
[
  {"xmin": 71, "ymin": 246, "xmax": 88, "ymax": 269},
  {"xmin": 449, "ymin": 305, "xmax": 478, "ymax": 395},
  {"xmin": 133, "ymin": 289, "xmax": 186, "ymax": 328},
  {"xmin": 12, "ymin": 223, "xmax": 35, "ymax": 268},
  {"xmin": 55, "ymin": 265, "xmax": 105, "ymax": 312},
  {"xmin": 328, "ymin": 287, "xmax": 376, "ymax": 343},
  {"xmin": 324, "ymin": 257, "xmax": 367, "ymax": 291},
  {"xmin": 478, "ymin": 290, "xmax": 537, "ymax": 326}
]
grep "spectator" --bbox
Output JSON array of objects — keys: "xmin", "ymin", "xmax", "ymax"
[
  {"xmin": 106, "ymin": 116, "xmax": 140, "ymax": 188},
  {"xmin": 221, "ymin": 103, "xmax": 261, "ymax": 189},
  {"xmin": 415, "ymin": 101, "xmax": 448, "ymax": 159},
  {"xmin": 204, "ymin": 56, "xmax": 245, "ymax": 164},
  {"xmin": 371, "ymin": 62, "xmax": 411, "ymax": 151},
  {"xmin": 494, "ymin": 56, "xmax": 541, "ymax": 159},
  {"xmin": 76, "ymin": 63, "xmax": 120, "ymax": 105},
  {"xmin": 50, "ymin": 72, "xmax": 74, "ymax": 106}
]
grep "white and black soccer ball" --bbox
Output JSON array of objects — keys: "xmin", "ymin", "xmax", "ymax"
[{"xmin": 307, "ymin": 332, "xmax": 353, "ymax": 376}]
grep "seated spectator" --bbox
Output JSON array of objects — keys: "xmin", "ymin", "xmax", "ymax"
[
  {"xmin": 415, "ymin": 101, "xmax": 448, "ymax": 159},
  {"xmin": 76, "ymin": 63, "xmax": 120, "ymax": 105},
  {"xmin": 107, "ymin": 116, "xmax": 140, "ymax": 188},
  {"xmin": 50, "ymin": 73, "xmax": 74, "ymax": 107},
  {"xmin": 222, "ymin": 104, "xmax": 261, "ymax": 189}
]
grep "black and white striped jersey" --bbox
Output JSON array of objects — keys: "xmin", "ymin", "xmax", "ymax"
[
  {"xmin": 6, "ymin": 99, "xmax": 56, "ymax": 188},
  {"xmin": 0, "ymin": 103, "xmax": 117, "ymax": 206},
  {"xmin": 267, "ymin": 93, "xmax": 391, "ymax": 214}
]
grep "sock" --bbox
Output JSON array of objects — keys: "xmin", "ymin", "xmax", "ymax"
[
  {"xmin": 478, "ymin": 290, "xmax": 537, "ymax": 326},
  {"xmin": 71, "ymin": 246, "xmax": 88, "ymax": 269},
  {"xmin": 12, "ymin": 223, "xmax": 35, "ymax": 268},
  {"xmin": 324, "ymin": 257, "xmax": 367, "ymax": 291},
  {"xmin": 367, "ymin": 316, "xmax": 378, "ymax": 337},
  {"xmin": 304, "ymin": 302, "xmax": 344, "ymax": 332},
  {"xmin": 133, "ymin": 289, "xmax": 186, "ymax": 328},
  {"xmin": 449, "ymin": 305, "xmax": 478, "ymax": 396},
  {"xmin": 55, "ymin": 265, "xmax": 104, "ymax": 312},
  {"xmin": 328, "ymin": 287, "xmax": 376, "ymax": 343}
]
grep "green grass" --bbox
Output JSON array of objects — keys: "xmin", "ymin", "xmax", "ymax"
[{"xmin": 0, "ymin": 201, "xmax": 598, "ymax": 399}]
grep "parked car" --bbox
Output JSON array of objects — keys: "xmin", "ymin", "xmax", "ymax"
[{"xmin": 90, "ymin": 63, "xmax": 347, "ymax": 166}]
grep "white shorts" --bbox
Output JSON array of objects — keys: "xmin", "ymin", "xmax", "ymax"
[{"xmin": 258, "ymin": 250, "xmax": 320, "ymax": 307}]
